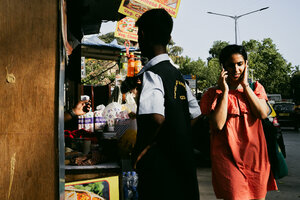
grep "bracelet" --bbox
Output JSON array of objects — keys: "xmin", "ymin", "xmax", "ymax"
[
  {"xmin": 243, "ymin": 84, "xmax": 249, "ymax": 88},
  {"xmin": 68, "ymin": 109, "xmax": 77, "ymax": 118}
]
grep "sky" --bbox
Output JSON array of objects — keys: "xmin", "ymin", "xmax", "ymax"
[{"xmin": 100, "ymin": 0, "xmax": 300, "ymax": 67}]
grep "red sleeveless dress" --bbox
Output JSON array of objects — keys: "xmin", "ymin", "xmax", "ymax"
[{"xmin": 200, "ymin": 82, "xmax": 277, "ymax": 200}]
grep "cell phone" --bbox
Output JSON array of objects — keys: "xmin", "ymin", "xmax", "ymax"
[
  {"xmin": 83, "ymin": 102, "xmax": 91, "ymax": 112},
  {"xmin": 221, "ymin": 65, "xmax": 229, "ymax": 82}
]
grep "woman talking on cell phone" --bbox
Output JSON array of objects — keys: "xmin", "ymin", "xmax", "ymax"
[{"xmin": 200, "ymin": 45, "xmax": 278, "ymax": 200}]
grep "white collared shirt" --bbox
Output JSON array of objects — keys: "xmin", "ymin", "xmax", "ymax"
[{"xmin": 138, "ymin": 54, "xmax": 201, "ymax": 119}]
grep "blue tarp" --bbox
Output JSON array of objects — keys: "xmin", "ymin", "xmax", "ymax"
[{"xmin": 81, "ymin": 34, "xmax": 137, "ymax": 51}]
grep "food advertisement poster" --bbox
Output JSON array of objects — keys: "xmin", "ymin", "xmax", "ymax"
[
  {"xmin": 65, "ymin": 176, "xmax": 119, "ymax": 200},
  {"xmin": 135, "ymin": 0, "xmax": 181, "ymax": 18},
  {"xmin": 118, "ymin": 0, "xmax": 181, "ymax": 20},
  {"xmin": 118, "ymin": 0, "xmax": 151, "ymax": 20},
  {"xmin": 114, "ymin": 17, "xmax": 138, "ymax": 42}
]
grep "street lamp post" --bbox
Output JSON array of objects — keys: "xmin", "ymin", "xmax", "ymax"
[{"xmin": 207, "ymin": 7, "xmax": 269, "ymax": 44}]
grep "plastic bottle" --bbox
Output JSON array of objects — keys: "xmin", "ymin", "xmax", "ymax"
[
  {"xmin": 127, "ymin": 53, "xmax": 135, "ymax": 77},
  {"xmin": 131, "ymin": 171, "xmax": 138, "ymax": 200},
  {"xmin": 134, "ymin": 55, "xmax": 142, "ymax": 75},
  {"xmin": 120, "ymin": 53, "xmax": 128, "ymax": 78},
  {"xmin": 127, "ymin": 171, "xmax": 133, "ymax": 199},
  {"xmin": 122, "ymin": 172, "xmax": 129, "ymax": 200}
]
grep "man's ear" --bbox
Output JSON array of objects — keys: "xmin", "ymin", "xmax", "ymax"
[{"xmin": 138, "ymin": 29, "xmax": 145, "ymax": 39}]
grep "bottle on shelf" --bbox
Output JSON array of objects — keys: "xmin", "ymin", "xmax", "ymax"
[
  {"xmin": 120, "ymin": 53, "xmax": 128, "ymax": 78},
  {"xmin": 134, "ymin": 55, "xmax": 142, "ymax": 75},
  {"xmin": 122, "ymin": 172, "xmax": 129, "ymax": 200},
  {"xmin": 127, "ymin": 53, "xmax": 135, "ymax": 77},
  {"xmin": 131, "ymin": 171, "xmax": 138, "ymax": 200},
  {"xmin": 126, "ymin": 171, "xmax": 133, "ymax": 199}
]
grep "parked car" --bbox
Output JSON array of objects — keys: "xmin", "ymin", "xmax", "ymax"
[{"xmin": 273, "ymin": 102, "xmax": 300, "ymax": 131}]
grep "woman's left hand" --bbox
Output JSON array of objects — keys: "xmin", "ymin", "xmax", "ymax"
[{"xmin": 241, "ymin": 61, "xmax": 249, "ymax": 88}]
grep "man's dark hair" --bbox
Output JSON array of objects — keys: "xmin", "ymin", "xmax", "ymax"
[
  {"xmin": 136, "ymin": 8, "xmax": 173, "ymax": 45},
  {"xmin": 219, "ymin": 44, "xmax": 248, "ymax": 65}
]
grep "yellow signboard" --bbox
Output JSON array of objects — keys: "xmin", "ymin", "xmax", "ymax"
[
  {"xmin": 118, "ymin": 0, "xmax": 151, "ymax": 20},
  {"xmin": 114, "ymin": 17, "xmax": 138, "ymax": 42},
  {"xmin": 135, "ymin": 0, "xmax": 181, "ymax": 18},
  {"xmin": 65, "ymin": 176, "xmax": 119, "ymax": 200},
  {"xmin": 118, "ymin": 0, "xmax": 181, "ymax": 20}
]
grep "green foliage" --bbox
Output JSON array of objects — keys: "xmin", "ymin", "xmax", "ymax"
[
  {"xmin": 169, "ymin": 46, "xmax": 183, "ymax": 57},
  {"xmin": 99, "ymin": 32, "xmax": 138, "ymax": 46},
  {"xmin": 168, "ymin": 40, "xmax": 219, "ymax": 92},
  {"xmin": 91, "ymin": 32, "xmax": 296, "ymax": 99},
  {"xmin": 99, "ymin": 32, "xmax": 125, "ymax": 45},
  {"xmin": 81, "ymin": 58, "xmax": 117, "ymax": 86},
  {"xmin": 208, "ymin": 41, "xmax": 229, "ymax": 60},
  {"xmin": 177, "ymin": 38, "xmax": 295, "ymax": 98},
  {"xmin": 177, "ymin": 57, "xmax": 220, "ymax": 92},
  {"xmin": 202, "ymin": 58, "xmax": 221, "ymax": 90},
  {"xmin": 168, "ymin": 40, "xmax": 184, "ymax": 65},
  {"xmin": 243, "ymin": 38, "xmax": 293, "ymax": 98},
  {"xmin": 74, "ymin": 182, "xmax": 104, "ymax": 196}
]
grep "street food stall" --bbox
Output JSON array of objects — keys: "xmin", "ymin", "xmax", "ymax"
[
  {"xmin": 0, "ymin": 0, "xmax": 182, "ymax": 199},
  {"xmin": 64, "ymin": 37, "xmax": 140, "ymax": 200},
  {"xmin": 62, "ymin": 1, "xmax": 182, "ymax": 199}
]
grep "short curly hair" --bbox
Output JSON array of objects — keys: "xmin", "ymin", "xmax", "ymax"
[{"xmin": 136, "ymin": 8, "xmax": 173, "ymax": 46}]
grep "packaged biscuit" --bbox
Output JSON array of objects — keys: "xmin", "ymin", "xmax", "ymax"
[{"xmin": 94, "ymin": 105, "xmax": 106, "ymax": 132}]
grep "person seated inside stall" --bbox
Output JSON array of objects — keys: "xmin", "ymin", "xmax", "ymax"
[{"xmin": 64, "ymin": 100, "xmax": 91, "ymax": 130}]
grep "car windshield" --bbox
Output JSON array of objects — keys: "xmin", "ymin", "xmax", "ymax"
[{"xmin": 273, "ymin": 103, "xmax": 295, "ymax": 112}]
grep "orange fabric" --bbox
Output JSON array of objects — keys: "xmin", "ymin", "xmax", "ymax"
[{"xmin": 200, "ymin": 82, "xmax": 277, "ymax": 200}]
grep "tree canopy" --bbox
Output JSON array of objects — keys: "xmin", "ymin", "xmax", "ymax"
[
  {"xmin": 243, "ymin": 38, "xmax": 292, "ymax": 98},
  {"xmin": 85, "ymin": 32, "xmax": 297, "ymax": 100},
  {"xmin": 177, "ymin": 38, "xmax": 295, "ymax": 99}
]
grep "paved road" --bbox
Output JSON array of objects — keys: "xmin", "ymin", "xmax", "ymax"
[{"xmin": 197, "ymin": 128, "xmax": 300, "ymax": 200}]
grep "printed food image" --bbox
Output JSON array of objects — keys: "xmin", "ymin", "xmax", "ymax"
[
  {"xmin": 118, "ymin": 17, "xmax": 138, "ymax": 34},
  {"xmin": 124, "ymin": 0, "xmax": 149, "ymax": 14},
  {"xmin": 65, "ymin": 188, "xmax": 92, "ymax": 200},
  {"xmin": 154, "ymin": 0, "xmax": 178, "ymax": 5},
  {"xmin": 77, "ymin": 192, "xmax": 92, "ymax": 200},
  {"xmin": 65, "ymin": 181, "xmax": 109, "ymax": 200},
  {"xmin": 65, "ymin": 190, "xmax": 76, "ymax": 200}
]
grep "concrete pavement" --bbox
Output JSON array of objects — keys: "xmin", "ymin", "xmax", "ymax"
[{"xmin": 196, "ymin": 129, "xmax": 300, "ymax": 200}]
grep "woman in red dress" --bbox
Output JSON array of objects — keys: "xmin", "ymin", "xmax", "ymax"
[{"xmin": 200, "ymin": 45, "xmax": 277, "ymax": 200}]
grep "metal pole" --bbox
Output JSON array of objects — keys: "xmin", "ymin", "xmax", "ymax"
[
  {"xmin": 207, "ymin": 7, "xmax": 269, "ymax": 44},
  {"xmin": 234, "ymin": 17, "xmax": 237, "ymax": 44}
]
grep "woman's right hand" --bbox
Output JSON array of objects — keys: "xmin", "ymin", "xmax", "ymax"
[{"xmin": 218, "ymin": 68, "xmax": 229, "ymax": 92}]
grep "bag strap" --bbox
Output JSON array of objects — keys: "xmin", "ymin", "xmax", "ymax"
[
  {"xmin": 249, "ymin": 82, "xmax": 272, "ymax": 116},
  {"xmin": 249, "ymin": 82, "xmax": 256, "ymax": 90}
]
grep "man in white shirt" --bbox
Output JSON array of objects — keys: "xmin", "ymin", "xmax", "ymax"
[{"xmin": 133, "ymin": 8, "xmax": 201, "ymax": 200}]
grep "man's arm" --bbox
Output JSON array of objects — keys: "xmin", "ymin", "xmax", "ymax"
[
  {"xmin": 133, "ymin": 113, "xmax": 165, "ymax": 169},
  {"xmin": 64, "ymin": 100, "xmax": 91, "ymax": 123},
  {"xmin": 138, "ymin": 113, "xmax": 165, "ymax": 143},
  {"xmin": 185, "ymin": 82, "xmax": 201, "ymax": 126}
]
